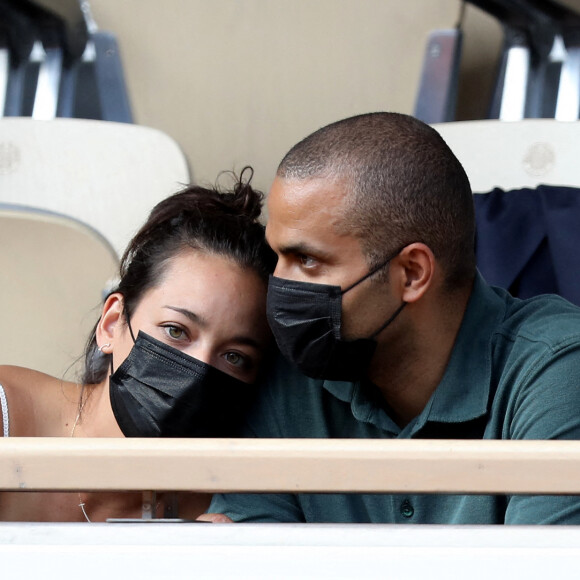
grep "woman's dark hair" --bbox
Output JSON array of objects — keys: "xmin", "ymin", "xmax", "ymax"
[{"xmin": 81, "ymin": 167, "xmax": 276, "ymax": 384}]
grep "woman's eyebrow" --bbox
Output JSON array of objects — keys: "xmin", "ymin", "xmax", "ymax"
[
  {"xmin": 163, "ymin": 305, "xmax": 208, "ymax": 327},
  {"xmin": 163, "ymin": 305, "xmax": 262, "ymax": 349},
  {"xmin": 228, "ymin": 335, "xmax": 262, "ymax": 349}
]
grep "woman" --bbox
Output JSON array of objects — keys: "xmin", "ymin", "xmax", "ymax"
[{"xmin": 0, "ymin": 168, "xmax": 275, "ymax": 522}]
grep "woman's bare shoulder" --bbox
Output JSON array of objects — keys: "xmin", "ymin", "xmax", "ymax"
[
  {"xmin": 0, "ymin": 365, "xmax": 57, "ymax": 387},
  {"xmin": 0, "ymin": 365, "xmax": 77, "ymax": 436}
]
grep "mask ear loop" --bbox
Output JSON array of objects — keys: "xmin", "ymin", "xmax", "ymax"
[
  {"xmin": 126, "ymin": 315, "xmax": 137, "ymax": 343},
  {"xmin": 340, "ymin": 245, "xmax": 409, "ymax": 339},
  {"xmin": 109, "ymin": 308, "xmax": 138, "ymax": 375},
  {"xmin": 340, "ymin": 245, "xmax": 408, "ymax": 295},
  {"xmin": 369, "ymin": 302, "xmax": 406, "ymax": 339}
]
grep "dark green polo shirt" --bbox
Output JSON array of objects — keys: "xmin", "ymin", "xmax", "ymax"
[{"xmin": 210, "ymin": 273, "xmax": 580, "ymax": 524}]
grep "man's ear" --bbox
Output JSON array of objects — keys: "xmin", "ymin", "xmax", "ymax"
[
  {"xmin": 396, "ymin": 243, "xmax": 435, "ymax": 304},
  {"xmin": 95, "ymin": 293, "xmax": 124, "ymax": 353}
]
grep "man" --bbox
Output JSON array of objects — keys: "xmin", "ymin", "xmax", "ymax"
[{"xmin": 210, "ymin": 112, "xmax": 580, "ymax": 524}]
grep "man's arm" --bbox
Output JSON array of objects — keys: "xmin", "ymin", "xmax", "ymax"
[
  {"xmin": 208, "ymin": 355, "xmax": 308, "ymax": 522},
  {"xmin": 208, "ymin": 492, "xmax": 304, "ymax": 523},
  {"xmin": 504, "ymin": 344, "xmax": 580, "ymax": 524}
]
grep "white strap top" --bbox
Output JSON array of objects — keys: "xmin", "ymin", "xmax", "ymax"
[{"xmin": 0, "ymin": 383, "xmax": 9, "ymax": 437}]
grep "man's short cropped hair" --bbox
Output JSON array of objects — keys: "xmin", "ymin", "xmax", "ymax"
[{"xmin": 277, "ymin": 112, "xmax": 476, "ymax": 289}]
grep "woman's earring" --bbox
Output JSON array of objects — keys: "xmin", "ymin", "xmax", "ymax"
[{"xmin": 98, "ymin": 343, "xmax": 111, "ymax": 353}]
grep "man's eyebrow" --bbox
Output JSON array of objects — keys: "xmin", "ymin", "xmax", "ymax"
[{"xmin": 275, "ymin": 241, "xmax": 330, "ymax": 260}]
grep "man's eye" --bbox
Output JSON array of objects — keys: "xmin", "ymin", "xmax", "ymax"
[
  {"xmin": 299, "ymin": 254, "xmax": 316, "ymax": 268},
  {"xmin": 164, "ymin": 325, "xmax": 185, "ymax": 340},
  {"xmin": 224, "ymin": 352, "xmax": 245, "ymax": 367}
]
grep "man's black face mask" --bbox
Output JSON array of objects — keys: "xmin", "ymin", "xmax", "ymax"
[
  {"xmin": 109, "ymin": 331, "xmax": 255, "ymax": 437},
  {"xmin": 266, "ymin": 250, "xmax": 406, "ymax": 382}
]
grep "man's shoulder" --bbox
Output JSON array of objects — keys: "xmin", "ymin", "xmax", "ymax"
[
  {"xmin": 248, "ymin": 352, "xmax": 348, "ymax": 438},
  {"xmin": 496, "ymin": 290, "xmax": 580, "ymax": 347},
  {"xmin": 260, "ymin": 352, "xmax": 322, "ymax": 398}
]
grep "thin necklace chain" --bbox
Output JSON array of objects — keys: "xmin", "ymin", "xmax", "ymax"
[
  {"xmin": 70, "ymin": 388, "xmax": 162, "ymax": 522},
  {"xmin": 71, "ymin": 389, "xmax": 91, "ymax": 522}
]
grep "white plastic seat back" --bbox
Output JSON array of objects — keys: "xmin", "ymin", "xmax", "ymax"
[
  {"xmin": 0, "ymin": 118, "xmax": 190, "ymax": 256},
  {"xmin": 0, "ymin": 204, "xmax": 118, "ymax": 378},
  {"xmin": 432, "ymin": 119, "xmax": 580, "ymax": 192}
]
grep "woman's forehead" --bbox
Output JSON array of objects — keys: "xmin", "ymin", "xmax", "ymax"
[{"xmin": 140, "ymin": 250, "xmax": 267, "ymax": 332}]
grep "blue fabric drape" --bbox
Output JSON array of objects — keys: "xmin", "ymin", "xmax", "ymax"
[{"xmin": 474, "ymin": 185, "xmax": 580, "ymax": 306}]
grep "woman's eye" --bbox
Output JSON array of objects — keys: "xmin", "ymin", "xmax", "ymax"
[
  {"xmin": 164, "ymin": 325, "xmax": 185, "ymax": 340},
  {"xmin": 224, "ymin": 352, "xmax": 245, "ymax": 367}
]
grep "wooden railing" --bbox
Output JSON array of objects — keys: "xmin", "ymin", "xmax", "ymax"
[
  {"xmin": 1, "ymin": 438, "xmax": 580, "ymax": 494},
  {"xmin": 3, "ymin": 438, "xmax": 580, "ymax": 578}
]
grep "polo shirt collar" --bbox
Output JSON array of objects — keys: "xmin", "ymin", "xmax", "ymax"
[
  {"xmin": 322, "ymin": 271, "xmax": 506, "ymax": 433},
  {"xmin": 417, "ymin": 271, "xmax": 505, "ymax": 426}
]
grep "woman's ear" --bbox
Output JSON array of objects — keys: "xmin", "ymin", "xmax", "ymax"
[
  {"xmin": 397, "ymin": 243, "xmax": 435, "ymax": 304},
  {"xmin": 95, "ymin": 293, "xmax": 124, "ymax": 353}
]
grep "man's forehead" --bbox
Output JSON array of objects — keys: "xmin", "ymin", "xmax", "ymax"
[
  {"xmin": 267, "ymin": 176, "xmax": 348, "ymax": 219},
  {"xmin": 265, "ymin": 176, "xmax": 355, "ymax": 253}
]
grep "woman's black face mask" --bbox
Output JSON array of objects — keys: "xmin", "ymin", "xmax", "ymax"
[
  {"xmin": 109, "ymin": 331, "xmax": 255, "ymax": 437},
  {"xmin": 266, "ymin": 250, "xmax": 406, "ymax": 382}
]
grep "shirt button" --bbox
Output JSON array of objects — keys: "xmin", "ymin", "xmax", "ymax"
[{"xmin": 400, "ymin": 499, "xmax": 414, "ymax": 518}]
